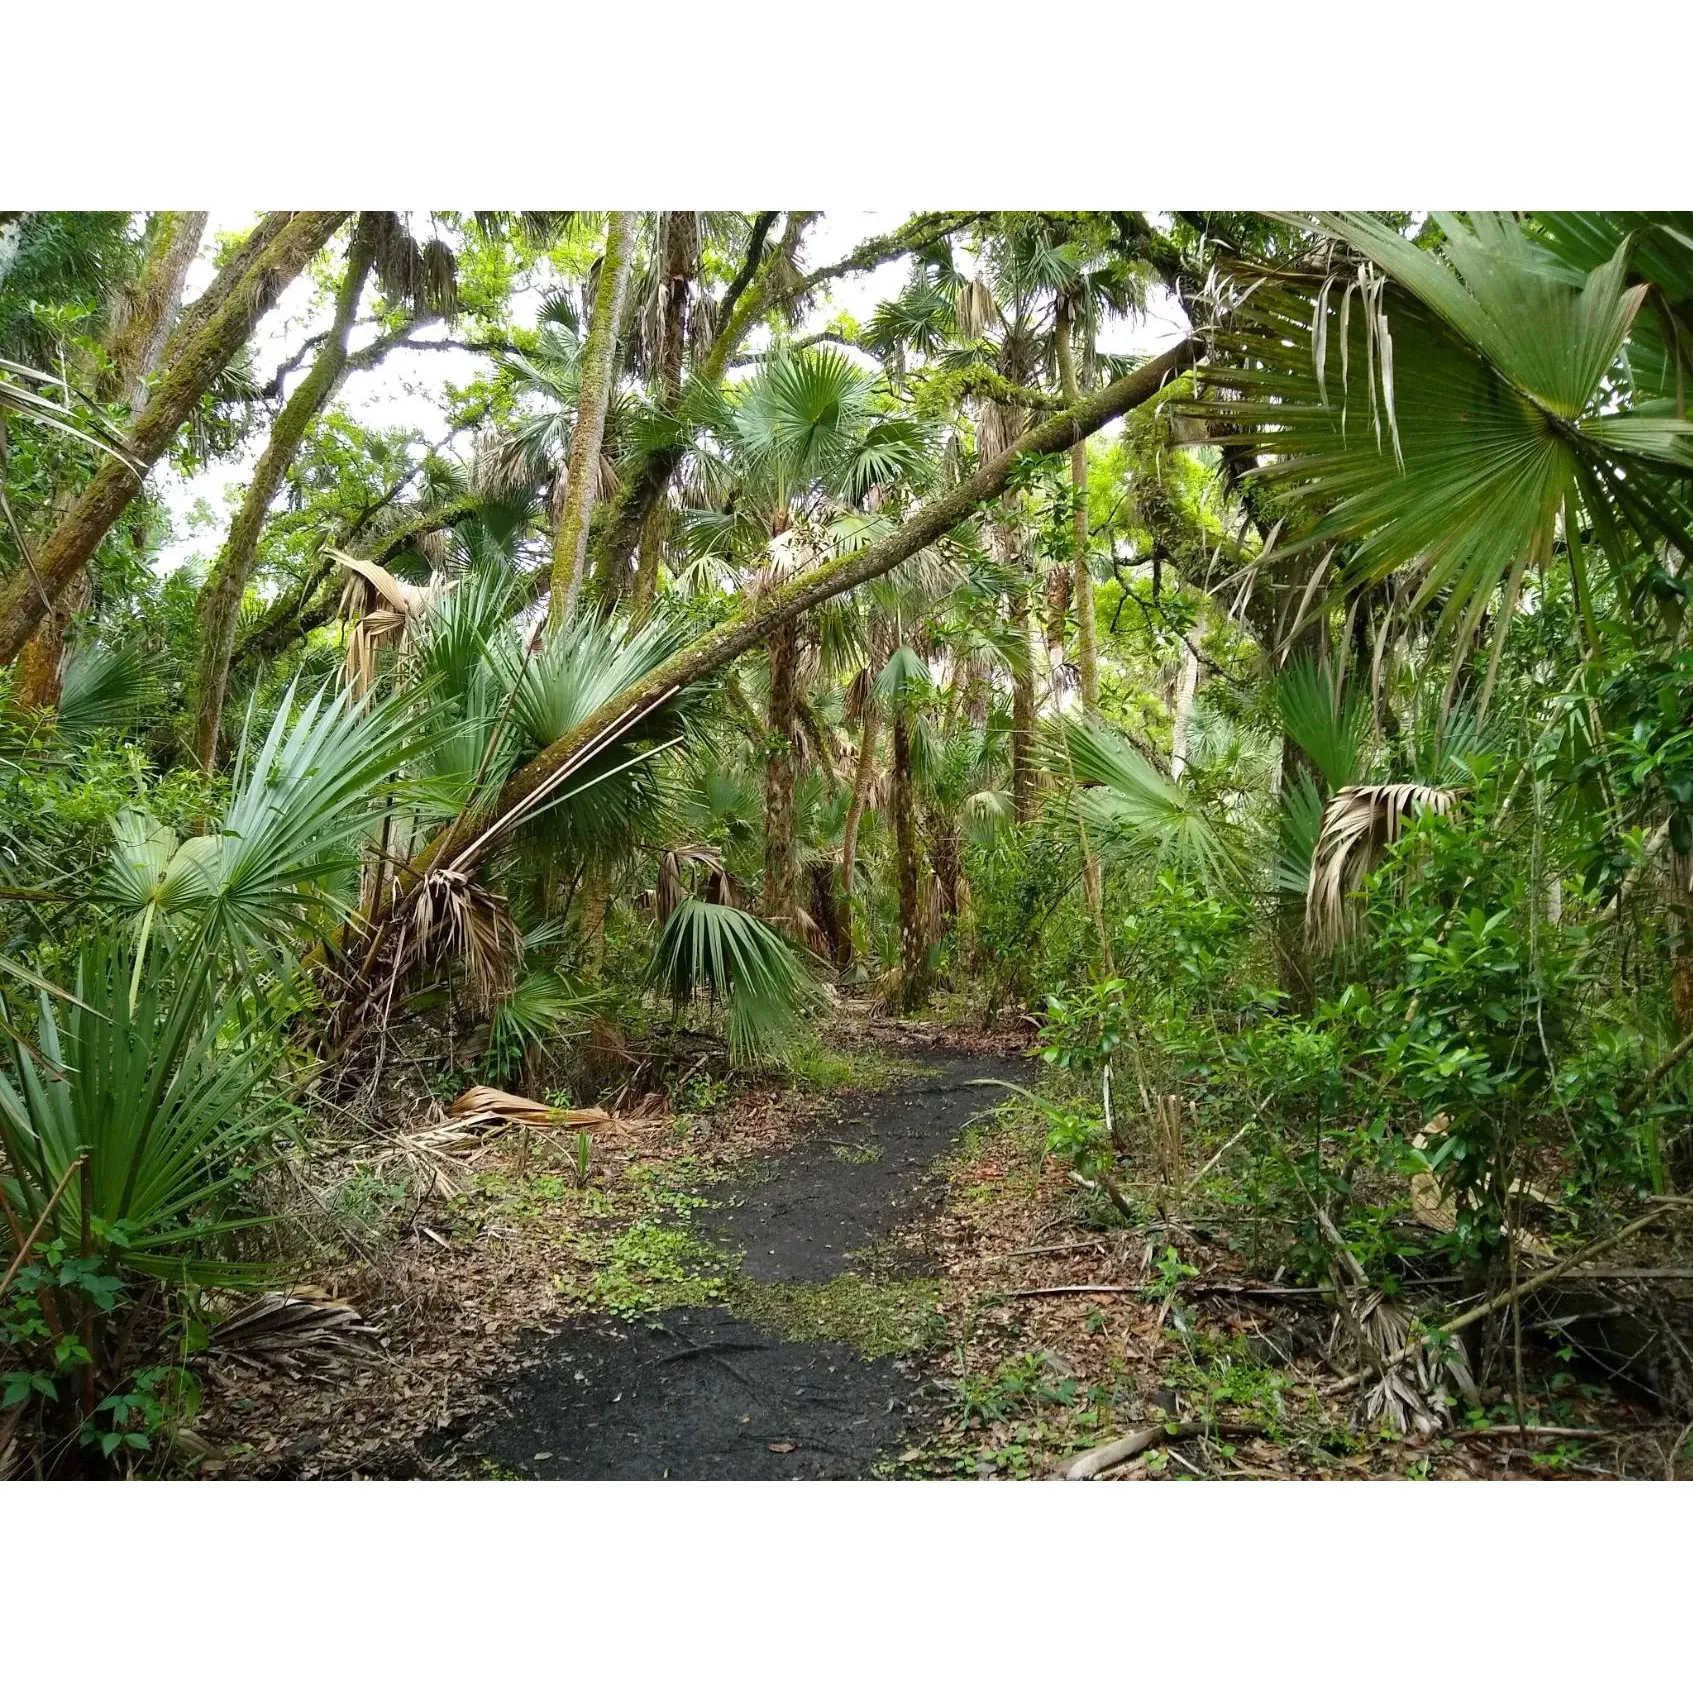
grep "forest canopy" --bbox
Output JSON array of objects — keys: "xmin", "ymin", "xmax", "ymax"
[{"xmin": 5, "ymin": 208, "xmax": 1693, "ymax": 1482}]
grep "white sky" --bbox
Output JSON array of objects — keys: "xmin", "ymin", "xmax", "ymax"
[{"xmin": 154, "ymin": 211, "xmax": 1191, "ymax": 577}]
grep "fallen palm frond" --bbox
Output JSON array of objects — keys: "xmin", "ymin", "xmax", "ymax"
[
  {"xmin": 445, "ymin": 1084, "xmax": 610, "ymax": 1130},
  {"xmin": 1306, "ymin": 781, "xmax": 1459, "ymax": 951},
  {"xmin": 211, "ymin": 1288, "xmax": 381, "ymax": 1369}
]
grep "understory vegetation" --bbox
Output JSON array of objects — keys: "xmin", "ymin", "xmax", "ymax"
[{"xmin": 4, "ymin": 207, "xmax": 1693, "ymax": 1478}]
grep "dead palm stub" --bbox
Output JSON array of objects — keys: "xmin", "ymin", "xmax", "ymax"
[{"xmin": 1305, "ymin": 781, "xmax": 1459, "ymax": 952}]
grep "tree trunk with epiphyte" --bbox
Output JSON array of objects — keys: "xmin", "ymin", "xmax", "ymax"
[
  {"xmin": 193, "ymin": 216, "xmax": 377, "ymax": 768},
  {"xmin": 101, "ymin": 211, "xmax": 209, "ymax": 411},
  {"xmin": 551, "ymin": 212, "xmax": 636, "ymax": 625},
  {"xmin": 13, "ymin": 211, "xmax": 210, "ymax": 708},
  {"xmin": 0, "ymin": 212, "xmax": 348, "ymax": 668}
]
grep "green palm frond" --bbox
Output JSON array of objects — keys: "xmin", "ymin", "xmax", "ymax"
[
  {"xmin": 871, "ymin": 644, "xmax": 932, "ymax": 712},
  {"xmin": 153, "ymin": 683, "xmax": 417, "ymax": 971},
  {"xmin": 1198, "ymin": 212, "xmax": 1693, "ymax": 672},
  {"xmin": 647, "ymin": 898, "xmax": 815, "ymax": 1064},
  {"xmin": 1059, "ymin": 718, "xmax": 1242, "ymax": 895},
  {"xmin": 0, "ymin": 938, "xmax": 290, "ymax": 1288},
  {"xmin": 1274, "ymin": 655, "xmax": 1370, "ymax": 789},
  {"xmin": 1274, "ymin": 768, "xmax": 1326, "ymax": 897},
  {"xmin": 55, "ymin": 642, "xmax": 163, "ymax": 739}
]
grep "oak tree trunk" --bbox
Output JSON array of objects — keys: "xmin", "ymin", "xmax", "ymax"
[
  {"xmin": 551, "ymin": 212, "xmax": 635, "ymax": 624},
  {"xmin": 194, "ymin": 216, "xmax": 377, "ymax": 768},
  {"xmin": 0, "ymin": 212, "xmax": 348, "ymax": 667}
]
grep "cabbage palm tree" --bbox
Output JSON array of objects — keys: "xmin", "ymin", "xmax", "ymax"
[{"xmin": 684, "ymin": 344, "xmax": 935, "ymax": 933}]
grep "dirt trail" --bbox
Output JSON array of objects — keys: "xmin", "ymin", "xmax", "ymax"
[{"xmin": 451, "ymin": 1047, "xmax": 1026, "ymax": 1479}]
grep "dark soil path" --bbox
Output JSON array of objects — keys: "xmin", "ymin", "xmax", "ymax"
[{"xmin": 451, "ymin": 1047, "xmax": 1026, "ymax": 1479}]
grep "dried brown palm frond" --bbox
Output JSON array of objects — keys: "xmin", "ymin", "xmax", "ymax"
[
  {"xmin": 212, "ymin": 1289, "xmax": 382, "ymax": 1371},
  {"xmin": 1306, "ymin": 782, "xmax": 1459, "ymax": 952},
  {"xmin": 977, "ymin": 397, "xmax": 1023, "ymax": 463},
  {"xmin": 393, "ymin": 865, "xmax": 520, "ymax": 1009},
  {"xmin": 657, "ymin": 846, "xmax": 729, "ymax": 923},
  {"xmin": 955, "ymin": 273, "xmax": 1000, "ymax": 341},
  {"xmin": 365, "ymin": 212, "xmax": 458, "ymax": 321},
  {"xmin": 786, "ymin": 902, "xmax": 829, "ymax": 956},
  {"xmin": 332, "ymin": 548, "xmax": 438, "ymax": 698},
  {"xmin": 445, "ymin": 1084, "xmax": 609, "ymax": 1130}
]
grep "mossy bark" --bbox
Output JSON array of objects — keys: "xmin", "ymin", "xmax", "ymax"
[
  {"xmin": 194, "ymin": 216, "xmax": 377, "ymax": 768},
  {"xmin": 551, "ymin": 212, "xmax": 635, "ymax": 624},
  {"xmin": 0, "ymin": 212, "xmax": 348, "ymax": 668},
  {"xmin": 101, "ymin": 211, "xmax": 209, "ymax": 410}
]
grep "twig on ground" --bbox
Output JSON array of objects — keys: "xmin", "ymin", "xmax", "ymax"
[
  {"xmin": 1064, "ymin": 1419, "xmax": 1257, "ymax": 1480},
  {"xmin": 1444, "ymin": 1425, "xmax": 1616, "ymax": 1441}
]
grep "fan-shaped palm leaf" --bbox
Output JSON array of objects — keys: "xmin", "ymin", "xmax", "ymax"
[
  {"xmin": 1306, "ymin": 781, "xmax": 1460, "ymax": 951},
  {"xmin": 0, "ymin": 938, "xmax": 290, "ymax": 1288},
  {"xmin": 647, "ymin": 898, "xmax": 815, "ymax": 1064},
  {"xmin": 1060, "ymin": 718, "xmax": 1242, "ymax": 895}
]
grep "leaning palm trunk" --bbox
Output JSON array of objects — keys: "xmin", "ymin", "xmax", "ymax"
[
  {"xmin": 344, "ymin": 341, "xmax": 1198, "ymax": 931},
  {"xmin": 195, "ymin": 217, "xmax": 378, "ymax": 768},
  {"xmin": 551, "ymin": 211, "xmax": 636, "ymax": 624},
  {"xmin": 839, "ymin": 701, "xmax": 880, "ymax": 967}
]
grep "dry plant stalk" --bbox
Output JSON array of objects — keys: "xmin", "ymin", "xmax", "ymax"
[{"xmin": 1152, "ymin": 1093, "xmax": 1185, "ymax": 1200}]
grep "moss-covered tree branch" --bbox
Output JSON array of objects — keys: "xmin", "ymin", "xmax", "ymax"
[{"xmin": 0, "ymin": 212, "xmax": 348, "ymax": 667}]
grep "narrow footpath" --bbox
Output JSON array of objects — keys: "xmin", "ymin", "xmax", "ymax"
[{"xmin": 447, "ymin": 1048, "xmax": 1026, "ymax": 1478}]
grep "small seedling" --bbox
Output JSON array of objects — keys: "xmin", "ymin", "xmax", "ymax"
[{"xmin": 570, "ymin": 1131, "xmax": 593, "ymax": 1190}]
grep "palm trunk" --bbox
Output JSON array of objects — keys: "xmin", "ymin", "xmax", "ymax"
[
  {"xmin": 839, "ymin": 702, "xmax": 880, "ymax": 967},
  {"xmin": 551, "ymin": 212, "xmax": 635, "ymax": 625},
  {"xmin": 892, "ymin": 712, "xmax": 927, "ymax": 1012},
  {"xmin": 1055, "ymin": 300, "xmax": 1097, "ymax": 709},
  {"xmin": 0, "ymin": 212, "xmax": 348, "ymax": 668},
  {"xmin": 194, "ymin": 217, "xmax": 377, "ymax": 768},
  {"xmin": 1007, "ymin": 521, "xmax": 1038, "ymax": 824},
  {"xmin": 611, "ymin": 212, "xmax": 695, "ymax": 615},
  {"xmin": 763, "ymin": 616, "xmax": 799, "ymax": 925}
]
